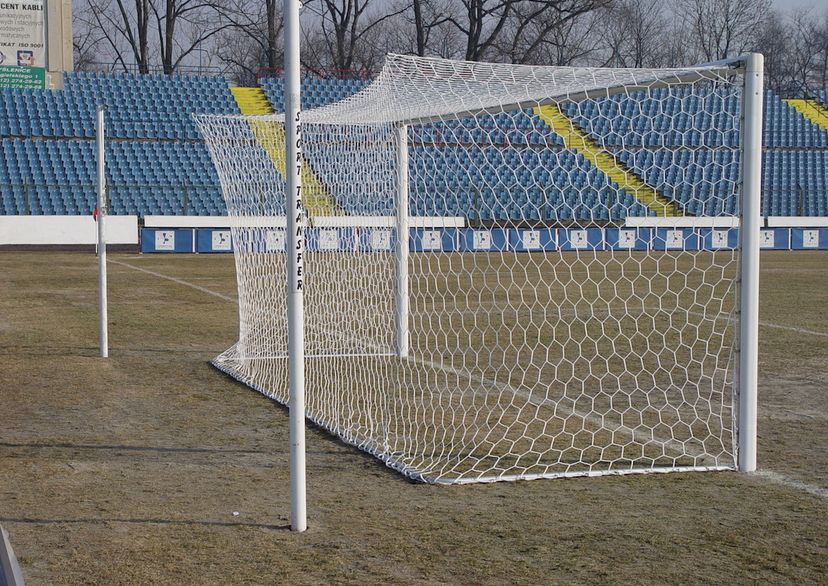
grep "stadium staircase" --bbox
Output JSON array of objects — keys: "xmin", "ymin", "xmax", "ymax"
[
  {"xmin": 534, "ymin": 104, "xmax": 683, "ymax": 217},
  {"xmin": 784, "ymin": 99, "xmax": 828, "ymax": 134},
  {"xmin": 229, "ymin": 87, "xmax": 335, "ymax": 216},
  {"xmin": 230, "ymin": 86, "xmax": 273, "ymax": 115}
]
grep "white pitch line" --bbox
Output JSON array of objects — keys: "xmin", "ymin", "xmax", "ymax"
[
  {"xmin": 752, "ymin": 470, "xmax": 828, "ymax": 499},
  {"xmin": 442, "ymin": 301, "xmax": 828, "ymax": 338},
  {"xmin": 756, "ymin": 321, "xmax": 828, "ymax": 338},
  {"xmin": 404, "ymin": 353, "xmax": 709, "ymax": 461},
  {"xmin": 111, "ymin": 260, "xmax": 238, "ymax": 303}
]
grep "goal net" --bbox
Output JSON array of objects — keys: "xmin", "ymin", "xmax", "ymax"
[{"xmin": 195, "ymin": 54, "xmax": 757, "ymax": 484}]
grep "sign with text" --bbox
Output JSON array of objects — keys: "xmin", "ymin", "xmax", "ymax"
[
  {"xmin": 472, "ymin": 230, "xmax": 492, "ymax": 250},
  {"xmin": 665, "ymin": 229, "xmax": 684, "ymax": 249},
  {"xmin": 617, "ymin": 229, "xmax": 636, "ymax": 248},
  {"xmin": 266, "ymin": 230, "xmax": 286, "ymax": 252},
  {"xmin": 318, "ymin": 228, "xmax": 340, "ymax": 251},
  {"xmin": 421, "ymin": 230, "xmax": 442, "ymax": 251},
  {"xmin": 370, "ymin": 229, "xmax": 392, "ymax": 251},
  {"xmin": 803, "ymin": 229, "xmax": 819, "ymax": 248},
  {"xmin": 155, "ymin": 230, "xmax": 175, "ymax": 251},
  {"xmin": 211, "ymin": 230, "xmax": 232, "ymax": 251},
  {"xmin": 0, "ymin": 2, "xmax": 46, "ymax": 79},
  {"xmin": 0, "ymin": 64, "xmax": 43, "ymax": 88},
  {"xmin": 522, "ymin": 230, "xmax": 541, "ymax": 250}
]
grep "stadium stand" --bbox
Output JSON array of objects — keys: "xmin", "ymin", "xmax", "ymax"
[
  {"xmin": 260, "ymin": 77, "xmax": 370, "ymax": 112},
  {"xmin": 815, "ymin": 90, "xmax": 828, "ymax": 110},
  {"xmin": 556, "ymin": 86, "xmax": 828, "ymax": 216},
  {"xmin": 1, "ymin": 72, "xmax": 235, "ymax": 215},
  {"xmin": 762, "ymin": 150, "xmax": 828, "ymax": 216},
  {"xmin": 407, "ymin": 145, "xmax": 654, "ymax": 221},
  {"xmin": 0, "ymin": 71, "xmax": 827, "ymax": 220}
]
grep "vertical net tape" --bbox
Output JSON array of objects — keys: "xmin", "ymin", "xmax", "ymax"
[{"xmin": 195, "ymin": 54, "xmax": 744, "ymax": 483}]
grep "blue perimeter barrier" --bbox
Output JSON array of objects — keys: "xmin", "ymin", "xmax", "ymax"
[{"xmin": 140, "ymin": 226, "xmax": 828, "ymax": 253}]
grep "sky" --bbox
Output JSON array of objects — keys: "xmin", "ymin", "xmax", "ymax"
[{"xmin": 771, "ymin": 0, "xmax": 826, "ymax": 13}]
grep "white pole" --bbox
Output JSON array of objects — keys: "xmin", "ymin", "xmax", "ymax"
[
  {"xmin": 737, "ymin": 53, "xmax": 763, "ymax": 472},
  {"xmin": 284, "ymin": 0, "xmax": 307, "ymax": 532},
  {"xmin": 395, "ymin": 124, "xmax": 410, "ymax": 358},
  {"xmin": 96, "ymin": 105, "xmax": 109, "ymax": 359}
]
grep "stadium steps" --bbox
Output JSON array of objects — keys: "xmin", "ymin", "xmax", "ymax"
[
  {"xmin": 784, "ymin": 99, "xmax": 828, "ymax": 134},
  {"xmin": 230, "ymin": 87, "xmax": 273, "ymax": 115},
  {"xmin": 229, "ymin": 87, "xmax": 335, "ymax": 216},
  {"xmin": 534, "ymin": 104, "xmax": 683, "ymax": 217}
]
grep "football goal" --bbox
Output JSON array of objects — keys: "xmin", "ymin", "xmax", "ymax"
[{"xmin": 194, "ymin": 53, "xmax": 762, "ymax": 485}]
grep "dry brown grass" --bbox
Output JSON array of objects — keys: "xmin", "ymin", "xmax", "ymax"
[{"xmin": 0, "ymin": 250, "xmax": 826, "ymax": 585}]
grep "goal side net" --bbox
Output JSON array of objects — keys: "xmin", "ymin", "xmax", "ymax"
[{"xmin": 195, "ymin": 54, "xmax": 760, "ymax": 484}]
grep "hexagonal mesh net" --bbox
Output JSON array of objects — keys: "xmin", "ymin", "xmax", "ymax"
[{"xmin": 195, "ymin": 54, "xmax": 748, "ymax": 483}]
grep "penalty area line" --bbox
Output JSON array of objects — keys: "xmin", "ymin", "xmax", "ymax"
[{"xmin": 111, "ymin": 260, "xmax": 238, "ymax": 303}]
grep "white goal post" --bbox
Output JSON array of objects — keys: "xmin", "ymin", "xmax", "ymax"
[{"xmin": 195, "ymin": 53, "xmax": 762, "ymax": 486}]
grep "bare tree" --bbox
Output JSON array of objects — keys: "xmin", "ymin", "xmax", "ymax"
[
  {"xmin": 596, "ymin": 0, "xmax": 668, "ymax": 68},
  {"xmin": 384, "ymin": 0, "xmax": 462, "ymax": 58},
  {"xmin": 72, "ymin": 3, "xmax": 109, "ymax": 71},
  {"xmin": 497, "ymin": 0, "xmax": 608, "ymax": 65},
  {"xmin": 757, "ymin": 7, "xmax": 828, "ymax": 94},
  {"xmin": 440, "ymin": 0, "xmax": 516, "ymax": 61},
  {"xmin": 302, "ymin": 0, "xmax": 407, "ymax": 75},
  {"xmin": 150, "ymin": 1, "xmax": 231, "ymax": 75},
  {"xmin": 263, "ymin": 0, "xmax": 282, "ymax": 70},
  {"xmin": 214, "ymin": 0, "xmax": 283, "ymax": 84},
  {"xmin": 817, "ymin": 12, "xmax": 828, "ymax": 91},
  {"xmin": 82, "ymin": 0, "xmax": 153, "ymax": 73},
  {"xmin": 412, "ymin": 0, "xmax": 427, "ymax": 56},
  {"xmin": 675, "ymin": 0, "xmax": 771, "ymax": 63},
  {"xmin": 756, "ymin": 10, "xmax": 793, "ymax": 93},
  {"xmin": 405, "ymin": 0, "xmax": 456, "ymax": 56},
  {"xmin": 72, "ymin": 0, "xmax": 824, "ymax": 80},
  {"xmin": 786, "ymin": 9, "xmax": 827, "ymax": 94},
  {"xmin": 522, "ymin": 7, "xmax": 601, "ymax": 66}
]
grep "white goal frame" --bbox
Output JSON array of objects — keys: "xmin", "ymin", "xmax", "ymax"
[{"xmin": 305, "ymin": 53, "xmax": 764, "ymax": 474}]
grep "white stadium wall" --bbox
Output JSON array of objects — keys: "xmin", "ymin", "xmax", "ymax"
[
  {"xmin": 0, "ymin": 216, "xmax": 138, "ymax": 245},
  {"xmin": 767, "ymin": 217, "xmax": 828, "ymax": 227}
]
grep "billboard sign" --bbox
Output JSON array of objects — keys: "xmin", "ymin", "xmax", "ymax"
[{"xmin": 0, "ymin": 1, "xmax": 46, "ymax": 88}]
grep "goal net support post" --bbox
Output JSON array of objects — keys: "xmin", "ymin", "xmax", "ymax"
[
  {"xmin": 737, "ymin": 53, "xmax": 763, "ymax": 473},
  {"xmin": 196, "ymin": 53, "xmax": 762, "ymax": 485},
  {"xmin": 395, "ymin": 123, "xmax": 410, "ymax": 359}
]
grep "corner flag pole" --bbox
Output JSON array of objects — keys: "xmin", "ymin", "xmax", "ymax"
[
  {"xmin": 284, "ymin": 0, "xmax": 307, "ymax": 532},
  {"xmin": 96, "ymin": 105, "xmax": 109, "ymax": 359}
]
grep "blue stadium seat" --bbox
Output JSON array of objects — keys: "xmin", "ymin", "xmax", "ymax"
[{"xmin": 1, "ymin": 71, "xmax": 826, "ymax": 220}]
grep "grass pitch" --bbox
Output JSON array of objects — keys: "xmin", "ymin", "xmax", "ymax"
[
  {"xmin": 0, "ymin": 250, "xmax": 826, "ymax": 584},
  {"xmin": 222, "ymin": 249, "xmax": 739, "ymax": 482}
]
